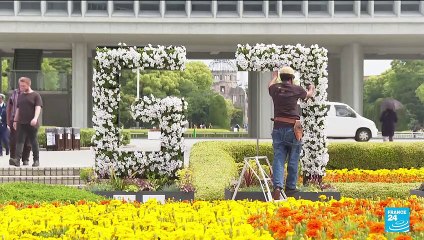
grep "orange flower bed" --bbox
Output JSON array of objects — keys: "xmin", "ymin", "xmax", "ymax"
[
  {"xmin": 323, "ymin": 168, "xmax": 424, "ymax": 183},
  {"xmin": 248, "ymin": 197, "xmax": 424, "ymax": 240}
]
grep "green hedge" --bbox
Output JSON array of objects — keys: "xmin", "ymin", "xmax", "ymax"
[
  {"xmin": 190, "ymin": 142, "xmax": 238, "ymax": 200},
  {"xmin": 37, "ymin": 127, "xmax": 131, "ymax": 148},
  {"xmin": 0, "ymin": 183, "xmax": 104, "ymax": 204},
  {"xmin": 327, "ymin": 142, "xmax": 424, "ymax": 170},
  {"xmin": 332, "ymin": 182, "xmax": 421, "ymax": 199},
  {"xmin": 190, "ymin": 141, "xmax": 424, "ymax": 200}
]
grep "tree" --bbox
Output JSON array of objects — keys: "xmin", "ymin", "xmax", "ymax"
[
  {"xmin": 117, "ymin": 61, "xmax": 230, "ymax": 128},
  {"xmin": 416, "ymin": 83, "xmax": 424, "ymax": 104},
  {"xmin": 1, "ymin": 59, "xmax": 10, "ymax": 94},
  {"xmin": 208, "ymin": 94, "xmax": 230, "ymax": 129},
  {"xmin": 363, "ymin": 60, "xmax": 424, "ymax": 131},
  {"xmin": 41, "ymin": 58, "xmax": 59, "ymax": 90}
]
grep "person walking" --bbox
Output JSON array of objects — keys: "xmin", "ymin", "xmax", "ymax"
[
  {"xmin": 0, "ymin": 94, "xmax": 9, "ymax": 156},
  {"xmin": 269, "ymin": 66, "xmax": 315, "ymax": 200},
  {"xmin": 7, "ymin": 88, "xmax": 32, "ymax": 164},
  {"xmin": 380, "ymin": 107, "xmax": 397, "ymax": 142},
  {"xmin": 9, "ymin": 77, "xmax": 43, "ymax": 167}
]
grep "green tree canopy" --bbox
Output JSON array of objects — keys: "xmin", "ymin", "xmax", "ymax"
[
  {"xmin": 363, "ymin": 60, "xmax": 424, "ymax": 131},
  {"xmin": 118, "ymin": 61, "xmax": 232, "ymax": 128}
]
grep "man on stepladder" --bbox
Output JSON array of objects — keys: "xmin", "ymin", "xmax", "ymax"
[{"xmin": 269, "ymin": 66, "xmax": 315, "ymax": 200}]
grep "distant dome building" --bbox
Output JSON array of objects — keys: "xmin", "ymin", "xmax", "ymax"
[{"xmin": 209, "ymin": 60, "xmax": 247, "ymax": 126}]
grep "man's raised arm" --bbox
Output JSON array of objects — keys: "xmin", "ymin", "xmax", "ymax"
[{"xmin": 268, "ymin": 71, "xmax": 279, "ymax": 88}]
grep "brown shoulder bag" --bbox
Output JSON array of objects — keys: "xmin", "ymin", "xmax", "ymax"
[{"xmin": 294, "ymin": 120, "xmax": 303, "ymax": 141}]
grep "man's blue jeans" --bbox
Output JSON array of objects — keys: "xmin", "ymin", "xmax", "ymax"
[{"xmin": 271, "ymin": 127, "xmax": 302, "ymax": 190}]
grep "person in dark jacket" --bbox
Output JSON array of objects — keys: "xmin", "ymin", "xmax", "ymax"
[
  {"xmin": 380, "ymin": 108, "xmax": 397, "ymax": 142},
  {"xmin": 0, "ymin": 94, "xmax": 9, "ymax": 156}
]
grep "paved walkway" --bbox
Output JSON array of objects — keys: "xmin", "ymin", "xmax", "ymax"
[{"xmin": 0, "ymin": 138, "xmax": 420, "ymax": 168}]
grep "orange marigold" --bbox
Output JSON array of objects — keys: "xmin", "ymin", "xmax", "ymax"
[
  {"xmin": 307, "ymin": 219, "xmax": 323, "ymax": 230},
  {"xmin": 395, "ymin": 235, "xmax": 413, "ymax": 240},
  {"xmin": 306, "ymin": 228, "xmax": 320, "ymax": 238},
  {"xmin": 369, "ymin": 222, "xmax": 385, "ymax": 234}
]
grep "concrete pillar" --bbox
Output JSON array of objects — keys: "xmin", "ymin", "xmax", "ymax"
[
  {"xmin": 329, "ymin": 1, "xmax": 334, "ymax": 17},
  {"xmin": 340, "ymin": 43, "xmax": 364, "ymax": 114},
  {"xmin": 212, "ymin": 0, "xmax": 217, "ymax": 18},
  {"xmin": 160, "ymin": 0, "xmax": 165, "ymax": 17},
  {"xmin": 72, "ymin": 43, "xmax": 88, "ymax": 128},
  {"xmin": 41, "ymin": 1, "xmax": 46, "ymax": 16},
  {"xmin": 327, "ymin": 54, "xmax": 341, "ymax": 102},
  {"xmin": 107, "ymin": 0, "xmax": 113, "ymax": 17},
  {"xmin": 134, "ymin": 0, "xmax": 139, "ymax": 16},
  {"xmin": 248, "ymin": 72, "xmax": 273, "ymax": 139},
  {"xmin": 186, "ymin": 0, "xmax": 191, "ymax": 17},
  {"xmin": 87, "ymin": 53, "xmax": 93, "ymax": 128}
]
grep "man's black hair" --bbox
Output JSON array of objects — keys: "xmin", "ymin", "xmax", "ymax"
[{"xmin": 280, "ymin": 73, "xmax": 294, "ymax": 82}]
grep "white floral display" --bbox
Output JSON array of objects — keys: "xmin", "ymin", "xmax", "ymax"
[
  {"xmin": 236, "ymin": 43, "xmax": 329, "ymax": 177},
  {"xmin": 92, "ymin": 43, "xmax": 187, "ymax": 178}
]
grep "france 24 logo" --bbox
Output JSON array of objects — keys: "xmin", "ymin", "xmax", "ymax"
[{"xmin": 385, "ymin": 208, "xmax": 410, "ymax": 232}]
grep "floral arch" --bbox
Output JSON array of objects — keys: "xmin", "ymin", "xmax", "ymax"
[{"xmin": 236, "ymin": 43, "xmax": 329, "ymax": 178}]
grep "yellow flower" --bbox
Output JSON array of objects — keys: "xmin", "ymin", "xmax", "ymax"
[{"xmin": 319, "ymin": 195, "xmax": 327, "ymax": 201}]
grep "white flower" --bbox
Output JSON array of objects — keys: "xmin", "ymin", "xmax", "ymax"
[
  {"xmin": 93, "ymin": 44, "xmax": 187, "ymax": 178},
  {"xmin": 236, "ymin": 43, "xmax": 329, "ymax": 176}
]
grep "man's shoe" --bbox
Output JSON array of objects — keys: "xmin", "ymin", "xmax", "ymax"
[
  {"xmin": 9, "ymin": 158, "xmax": 20, "ymax": 167},
  {"xmin": 32, "ymin": 161, "xmax": 40, "ymax": 167},
  {"xmin": 272, "ymin": 188, "xmax": 281, "ymax": 200},
  {"xmin": 284, "ymin": 188, "xmax": 300, "ymax": 197},
  {"xmin": 23, "ymin": 161, "xmax": 29, "ymax": 166}
]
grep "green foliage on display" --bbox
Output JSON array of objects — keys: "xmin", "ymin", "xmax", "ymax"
[
  {"xmin": 190, "ymin": 141, "xmax": 424, "ymax": 200},
  {"xmin": 363, "ymin": 60, "xmax": 424, "ymax": 131},
  {"xmin": 0, "ymin": 183, "xmax": 104, "ymax": 204}
]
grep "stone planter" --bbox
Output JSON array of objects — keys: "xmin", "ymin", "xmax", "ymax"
[
  {"xmin": 410, "ymin": 189, "xmax": 424, "ymax": 198},
  {"xmin": 224, "ymin": 189, "xmax": 341, "ymax": 201},
  {"xmin": 93, "ymin": 191, "xmax": 194, "ymax": 203}
]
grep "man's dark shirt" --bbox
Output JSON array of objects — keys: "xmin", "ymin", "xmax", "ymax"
[
  {"xmin": 269, "ymin": 82, "xmax": 307, "ymax": 129},
  {"xmin": 17, "ymin": 92, "xmax": 43, "ymax": 127}
]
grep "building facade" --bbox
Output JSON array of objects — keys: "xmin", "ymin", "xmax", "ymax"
[
  {"xmin": 0, "ymin": 0, "xmax": 424, "ymax": 136},
  {"xmin": 209, "ymin": 59, "xmax": 248, "ymax": 125}
]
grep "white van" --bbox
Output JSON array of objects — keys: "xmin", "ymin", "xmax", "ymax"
[{"xmin": 325, "ymin": 102, "xmax": 378, "ymax": 142}]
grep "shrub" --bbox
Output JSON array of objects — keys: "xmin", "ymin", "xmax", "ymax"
[
  {"xmin": 0, "ymin": 183, "xmax": 104, "ymax": 203},
  {"xmin": 190, "ymin": 142, "xmax": 238, "ymax": 200},
  {"xmin": 327, "ymin": 142, "xmax": 424, "ymax": 170}
]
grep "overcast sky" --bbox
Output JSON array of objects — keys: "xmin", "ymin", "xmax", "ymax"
[
  {"xmin": 363, "ymin": 60, "xmax": 392, "ymax": 76},
  {"xmin": 191, "ymin": 59, "xmax": 393, "ymax": 84}
]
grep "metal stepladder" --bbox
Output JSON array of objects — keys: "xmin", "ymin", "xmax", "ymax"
[{"xmin": 232, "ymin": 156, "xmax": 287, "ymax": 202}]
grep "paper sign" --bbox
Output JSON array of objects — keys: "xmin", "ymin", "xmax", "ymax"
[
  {"xmin": 46, "ymin": 133, "xmax": 55, "ymax": 146},
  {"xmin": 113, "ymin": 195, "xmax": 136, "ymax": 202},
  {"xmin": 142, "ymin": 195, "xmax": 165, "ymax": 204}
]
